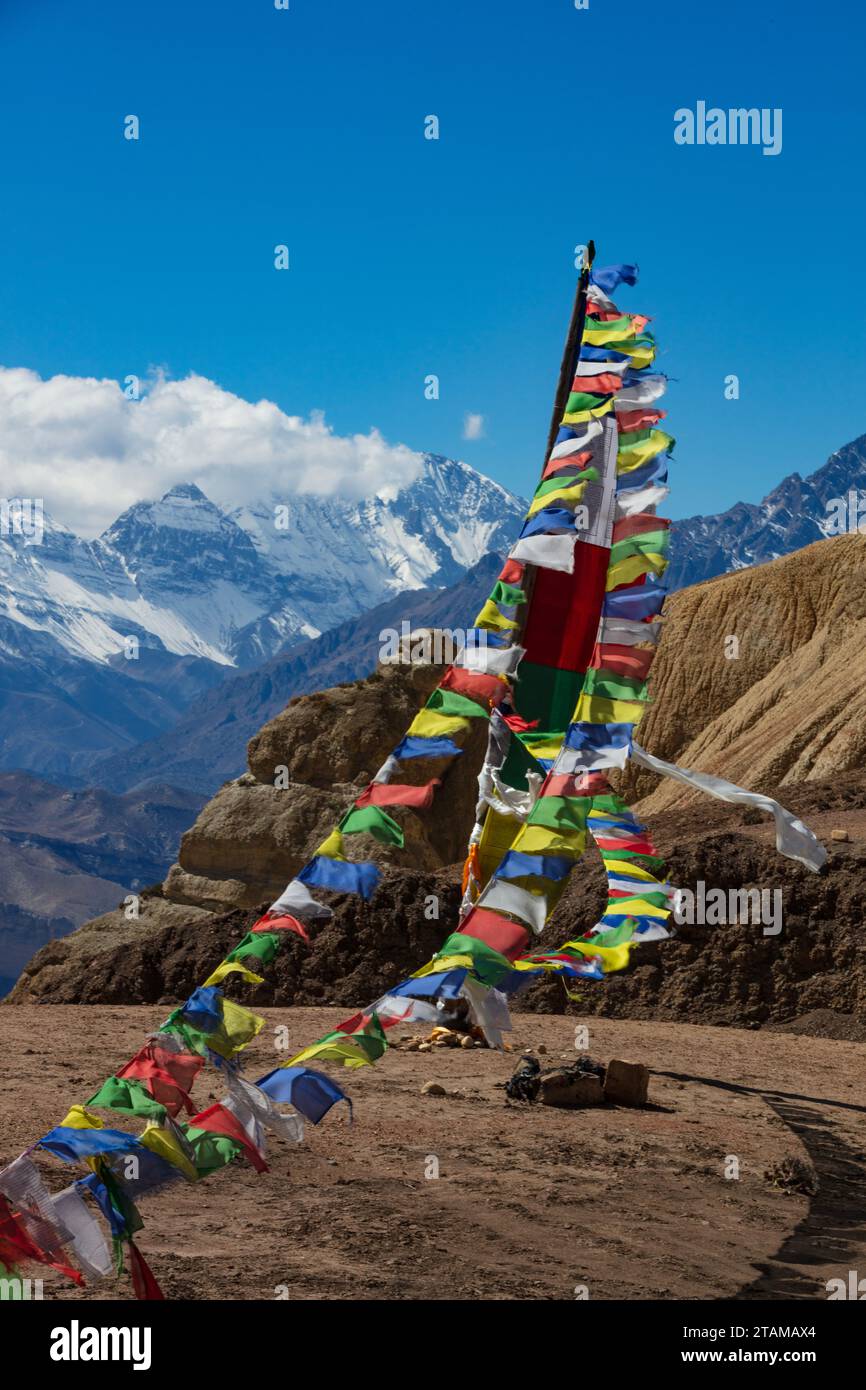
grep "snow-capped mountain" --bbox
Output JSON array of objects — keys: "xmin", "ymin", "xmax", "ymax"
[
  {"xmin": 0, "ymin": 455, "xmax": 526, "ymax": 779},
  {"xmin": 668, "ymin": 432, "xmax": 866, "ymax": 590},
  {"xmin": 1, "ymin": 456, "xmax": 526, "ymax": 671}
]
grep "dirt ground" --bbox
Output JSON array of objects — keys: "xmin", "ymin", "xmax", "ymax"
[{"xmin": 1, "ymin": 1006, "xmax": 864, "ymax": 1302}]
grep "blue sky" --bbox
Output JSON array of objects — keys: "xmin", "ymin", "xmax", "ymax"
[{"xmin": 1, "ymin": 0, "xmax": 864, "ymax": 522}]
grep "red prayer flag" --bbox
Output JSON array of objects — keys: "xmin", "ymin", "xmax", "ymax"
[
  {"xmin": 118, "ymin": 1042, "xmax": 203, "ymax": 1116},
  {"xmin": 590, "ymin": 643, "xmax": 655, "ymax": 681},
  {"xmin": 0, "ymin": 1194, "xmax": 84, "ymax": 1286},
  {"xmin": 594, "ymin": 837, "xmax": 656, "ymax": 855},
  {"xmin": 611, "ymin": 513, "xmax": 671, "ymax": 543},
  {"xmin": 188, "ymin": 1104, "xmax": 269, "ymax": 1174},
  {"xmin": 251, "ymin": 912, "xmax": 310, "ymax": 941},
  {"xmin": 354, "ymin": 780, "xmax": 439, "ymax": 810},
  {"xmin": 616, "ymin": 407, "xmax": 666, "ymax": 433},
  {"xmin": 571, "ymin": 372, "xmax": 626, "ymax": 396},
  {"xmin": 128, "ymin": 1240, "xmax": 165, "ymax": 1300},
  {"xmin": 542, "ymin": 448, "xmax": 593, "ymax": 481},
  {"xmin": 335, "ymin": 1008, "xmax": 403, "ymax": 1035},
  {"xmin": 501, "ymin": 712, "xmax": 539, "ymax": 733},
  {"xmin": 522, "ymin": 542, "xmax": 610, "ymax": 671},
  {"xmin": 498, "ymin": 558, "xmax": 525, "ymax": 586},
  {"xmin": 541, "ymin": 771, "xmax": 608, "ymax": 798},
  {"xmin": 458, "ymin": 908, "xmax": 529, "ymax": 960},
  {"xmin": 440, "ymin": 665, "xmax": 505, "ymax": 706}
]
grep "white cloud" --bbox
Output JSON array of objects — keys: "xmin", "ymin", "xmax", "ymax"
[
  {"xmin": 462, "ymin": 411, "xmax": 485, "ymax": 441},
  {"xmin": 0, "ymin": 366, "xmax": 425, "ymax": 536}
]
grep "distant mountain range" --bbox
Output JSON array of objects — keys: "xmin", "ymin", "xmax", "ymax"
[
  {"xmin": 0, "ymin": 455, "xmax": 526, "ymax": 783},
  {"xmin": 91, "ymin": 552, "xmax": 504, "ymax": 797},
  {"xmin": 668, "ymin": 431, "xmax": 866, "ymax": 590},
  {"xmin": 0, "ymin": 774, "xmax": 204, "ymax": 994}
]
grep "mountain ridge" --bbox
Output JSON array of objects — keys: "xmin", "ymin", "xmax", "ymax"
[
  {"xmin": 0, "ymin": 455, "xmax": 526, "ymax": 781},
  {"xmin": 668, "ymin": 431, "xmax": 866, "ymax": 589}
]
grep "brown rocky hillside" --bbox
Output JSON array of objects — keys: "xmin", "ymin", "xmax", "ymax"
[{"xmin": 621, "ymin": 532, "xmax": 866, "ymax": 806}]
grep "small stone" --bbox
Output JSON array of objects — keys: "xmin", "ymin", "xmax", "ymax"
[
  {"xmin": 421, "ymin": 1081, "xmax": 446, "ymax": 1096},
  {"xmin": 460, "ymin": 1034, "xmax": 475, "ymax": 1049},
  {"xmin": 604, "ymin": 1058, "xmax": 650, "ymax": 1107},
  {"xmin": 537, "ymin": 1044, "xmax": 547, "ymax": 1055},
  {"xmin": 831, "ymin": 828, "xmax": 850, "ymax": 842},
  {"xmin": 417, "ymin": 1042, "xmax": 432, "ymax": 1053},
  {"xmin": 406, "ymin": 1038, "xmax": 422, "ymax": 1051}
]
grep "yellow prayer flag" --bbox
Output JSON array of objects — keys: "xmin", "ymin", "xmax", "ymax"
[
  {"xmin": 526, "ymin": 479, "xmax": 589, "ymax": 519},
  {"xmin": 572, "ymin": 693, "xmax": 648, "ymax": 726},
  {"xmin": 605, "ymin": 552, "xmax": 668, "ymax": 590},
  {"xmin": 314, "ymin": 828, "xmax": 345, "ymax": 860},
  {"xmin": 412, "ymin": 952, "xmax": 474, "ymax": 978},
  {"xmin": 562, "ymin": 397, "xmax": 615, "ymax": 425},
  {"xmin": 609, "ymin": 898, "xmax": 671, "ymax": 919},
  {"xmin": 140, "ymin": 1123, "xmax": 199, "ymax": 1182},
  {"xmin": 620, "ymin": 341, "xmax": 656, "ymax": 370},
  {"xmin": 202, "ymin": 960, "xmax": 266, "ymax": 989},
  {"xmin": 561, "ymin": 940, "xmax": 636, "ymax": 973},
  {"xmin": 473, "ymin": 597, "xmax": 520, "ymax": 631},
  {"xmin": 287, "ymin": 1037, "xmax": 371, "ymax": 1070},
  {"xmin": 59, "ymin": 1105, "xmax": 104, "ymax": 1131},
  {"xmin": 407, "ymin": 708, "xmax": 470, "ymax": 739},
  {"xmin": 602, "ymin": 858, "xmax": 659, "ymax": 882},
  {"xmin": 583, "ymin": 314, "xmax": 648, "ymax": 345},
  {"xmin": 206, "ymin": 997, "xmax": 265, "ymax": 1060},
  {"xmin": 617, "ymin": 429, "xmax": 674, "ymax": 474},
  {"xmin": 512, "ymin": 824, "xmax": 587, "ymax": 857},
  {"xmin": 517, "ymin": 734, "xmax": 564, "ymax": 763}
]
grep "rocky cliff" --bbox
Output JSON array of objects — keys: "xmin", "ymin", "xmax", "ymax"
[{"xmin": 620, "ymin": 532, "xmax": 866, "ymax": 807}]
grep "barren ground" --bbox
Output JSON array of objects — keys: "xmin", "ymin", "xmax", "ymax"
[{"xmin": 2, "ymin": 1007, "xmax": 864, "ymax": 1301}]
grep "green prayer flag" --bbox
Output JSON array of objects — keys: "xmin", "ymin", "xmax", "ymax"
[
  {"xmin": 609, "ymin": 529, "xmax": 669, "ymax": 565},
  {"xmin": 87, "ymin": 1076, "xmax": 167, "ymax": 1122},
  {"xmin": 527, "ymin": 795, "xmax": 590, "ymax": 833},
  {"xmin": 160, "ymin": 1019, "xmax": 214, "ymax": 1059},
  {"xmin": 183, "ymin": 1127, "xmax": 244, "ymax": 1179},
  {"xmin": 567, "ymin": 390, "xmax": 615, "ymax": 412},
  {"xmin": 426, "ymin": 686, "xmax": 490, "ymax": 719},
  {"xmin": 582, "ymin": 668, "xmax": 649, "ymax": 703},
  {"xmin": 227, "ymin": 931, "xmax": 281, "ymax": 966},
  {"xmin": 340, "ymin": 804, "xmax": 405, "ymax": 846},
  {"xmin": 434, "ymin": 932, "xmax": 513, "ymax": 986},
  {"xmin": 489, "ymin": 579, "xmax": 526, "ymax": 607},
  {"xmin": 611, "ymin": 892, "xmax": 670, "ymax": 910},
  {"xmin": 582, "ymin": 921, "xmax": 637, "ymax": 947},
  {"xmin": 533, "ymin": 470, "xmax": 598, "ymax": 502}
]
